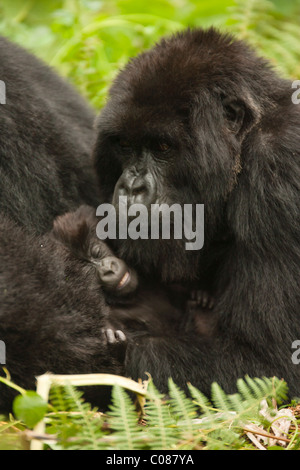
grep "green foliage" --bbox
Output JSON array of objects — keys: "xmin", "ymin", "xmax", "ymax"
[
  {"xmin": 13, "ymin": 391, "xmax": 48, "ymax": 429},
  {"xmin": 2, "ymin": 375, "xmax": 294, "ymax": 450},
  {"xmin": 227, "ymin": 0, "xmax": 300, "ymax": 78},
  {"xmin": 0, "ymin": 417, "xmax": 28, "ymax": 450},
  {"xmin": 48, "ymin": 383, "xmax": 104, "ymax": 449},
  {"xmin": 0, "ymin": 372, "xmax": 48, "ymax": 429},
  {"xmin": 105, "ymin": 385, "xmax": 145, "ymax": 450},
  {"xmin": 38, "ymin": 376, "xmax": 292, "ymax": 450},
  {"xmin": 186, "ymin": 376, "xmax": 290, "ymax": 450},
  {"xmin": 0, "ymin": 372, "xmax": 298, "ymax": 450},
  {"xmin": 0, "ymin": 0, "xmax": 299, "ymax": 108},
  {"xmin": 143, "ymin": 381, "xmax": 178, "ymax": 449}
]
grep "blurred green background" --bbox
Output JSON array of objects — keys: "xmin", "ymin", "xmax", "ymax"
[{"xmin": 0, "ymin": 0, "xmax": 299, "ymax": 109}]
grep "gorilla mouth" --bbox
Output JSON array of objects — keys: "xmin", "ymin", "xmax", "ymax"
[{"xmin": 117, "ymin": 271, "xmax": 131, "ymax": 290}]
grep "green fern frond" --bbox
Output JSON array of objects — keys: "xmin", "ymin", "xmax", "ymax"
[
  {"xmin": 63, "ymin": 383, "xmax": 102, "ymax": 450},
  {"xmin": 194, "ymin": 376, "xmax": 289, "ymax": 449},
  {"xmin": 49, "ymin": 385, "xmax": 76, "ymax": 419},
  {"xmin": 237, "ymin": 376, "xmax": 288, "ymax": 405},
  {"xmin": 211, "ymin": 382, "xmax": 233, "ymax": 412},
  {"xmin": 205, "ymin": 427, "xmax": 246, "ymax": 450},
  {"xmin": 48, "ymin": 383, "xmax": 103, "ymax": 450},
  {"xmin": 106, "ymin": 385, "xmax": 143, "ymax": 450},
  {"xmin": 227, "ymin": 392, "xmax": 245, "ymax": 414},
  {"xmin": 144, "ymin": 381, "xmax": 178, "ymax": 450},
  {"xmin": 26, "ymin": 375, "xmax": 292, "ymax": 450},
  {"xmin": 187, "ymin": 382, "xmax": 213, "ymax": 416},
  {"xmin": 168, "ymin": 379, "xmax": 198, "ymax": 434}
]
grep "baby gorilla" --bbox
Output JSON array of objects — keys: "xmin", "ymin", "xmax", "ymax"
[
  {"xmin": 56, "ymin": 205, "xmax": 216, "ymax": 343},
  {"xmin": 0, "ymin": 207, "xmax": 128, "ymax": 411},
  {"xmin": 98, "ymin": 256, "xmax": 216, "ymax": 338}
]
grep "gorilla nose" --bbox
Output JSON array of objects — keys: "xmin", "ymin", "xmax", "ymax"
[
  {"xmin": 100, "ymin": 257, "xmax": 120, "ymax": 275},
  {"xmin": 98, "ymin": 256, "xmax": 127, "ymax": 288},
  {"xmin": 113, "ymin": 170, "xmax": 156, "ymax": 206}
]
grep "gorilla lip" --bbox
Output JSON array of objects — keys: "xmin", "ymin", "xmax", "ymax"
[{"xmin": 117, "ymin": 271, "xmax": 131, "ymax": 290}]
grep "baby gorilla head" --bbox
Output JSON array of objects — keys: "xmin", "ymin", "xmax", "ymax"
[{"xmin": 52, "ymin": 204, "xmax": 139, "ymax": 297}]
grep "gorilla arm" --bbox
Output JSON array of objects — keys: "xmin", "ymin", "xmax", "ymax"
[{"xmin": 124, "ymin": 241, "xmax": 299, "ymax": 398}]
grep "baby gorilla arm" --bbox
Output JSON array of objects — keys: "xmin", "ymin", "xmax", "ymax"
[{"xmin": 103, "ymin": 328, "xmax": 127, "ymax": 364}]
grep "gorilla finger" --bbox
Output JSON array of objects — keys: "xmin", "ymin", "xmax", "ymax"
[
  {"xmin": 115, "ymin": 330, "xmax": 126, "ymax": 342},
  {"xmin": 105, "ymin": 328, "xmax": 116, "ymax": 344}
]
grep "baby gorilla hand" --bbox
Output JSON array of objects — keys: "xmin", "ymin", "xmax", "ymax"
[
  {"xmin": 102, "ymin": 328, "xmax": 127, "ymax": 364},
  {"xmin": 183, "ymin": 289, "xmax": 216, "ymax": 337},
  {"xmin": 188, "ymin": 289, "xmax": 214, "ymax": 310}
]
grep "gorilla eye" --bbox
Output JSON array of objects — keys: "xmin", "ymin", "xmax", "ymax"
[
  {"xmin": 90, "ymin": 245, "xmax": 102, "ymax": 259},
  {"xmin": 158, "ymin": 142, "xmax": 170, "ymax": 152},
  {"xmin": 119, "ymin": 139, "xmax": 131, "ymax": 149},
  {"xmin": 222, "ymin": 98, "xmax": 245, "ymax": 135}
]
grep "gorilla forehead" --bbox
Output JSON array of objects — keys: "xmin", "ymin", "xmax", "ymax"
[
  {"xmin": 109, "ymin": 27, "xmax": 268, "ymax": 110},
  {"xmin": 99, "ymin": 103, "xmax": 186, "ymax": 143}
]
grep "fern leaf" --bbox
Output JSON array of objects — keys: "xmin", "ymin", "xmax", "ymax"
[
  {"xmin": 62, "ymin": 383, "xmax": 103, "ymax": 450},
  {"xmin": 144, "ymin": 381, "xmax": 178, "ymax": 450},
  {"xmin": 227, "ymin": 393, "xmax": 245, "ymax": 414},
  {"xmin": 106, "ymin": 385, "xmax": 143, "ymax": 450},
  {"xmin": 168, "ymin": 379, "xmax": 197, "ymax": 435},
  {"xmin": 187, "ymin": 382, "xmax": 213, "ymax": 416},
  {"xmin": 48, "ymin": 383, "xmax": 103, "ymax": 450},
  {"xmin": 211, "ymin": 382, "xmax": 232, "ymax": 412}
]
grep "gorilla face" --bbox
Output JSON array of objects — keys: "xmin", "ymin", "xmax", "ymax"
[{"xmin": 94, "ymin": 28, "xmax": 266, "ymax": 282}]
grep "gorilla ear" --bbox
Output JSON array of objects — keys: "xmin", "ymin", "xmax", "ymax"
[{"xmin": 222, "ymin": 95, "xmax": 261, "ymax": 140}]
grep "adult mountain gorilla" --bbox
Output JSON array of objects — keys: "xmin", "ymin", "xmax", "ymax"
[
  {"xmin": 94, "ymin": 28, "xmax": 300, "ymax": 397},
  {"xmin": 0, "ymin": 37, "xmax": 105, "ymax": 410},
  {"xmin": 0, "ymin": 36, "xmax": 99, "ymax": 234}
]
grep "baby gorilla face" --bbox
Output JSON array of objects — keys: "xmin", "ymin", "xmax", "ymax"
[
  {"xmin": 52, "ymin": 204, "xmax": 139, "ymax": 297},
  {"xmin": 95, "ymin": 255, "xmax": 138, "ymax": 296}
]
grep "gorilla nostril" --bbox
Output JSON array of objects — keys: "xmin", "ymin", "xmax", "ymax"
[
  {"xmin": 113, "ymin": 169, "xmax": 156, "ymax": 206},
  {"xmin": 99, "ymin": 258, "xmax": 119, "ymax": 276},
  {"xmin": 131, "ymin": 178, "xmax": 148, "ymax": 200},
  {"xmin": 117, "ymin": 184, "xmax": 128, "ymax": 196},
  {"xmin": 110, "ymin": 260, "xmax": 119, "ymax": 273}
]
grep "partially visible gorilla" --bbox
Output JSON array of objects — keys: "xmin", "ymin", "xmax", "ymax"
[
  {"xmin": 0, "ymin": 37, "xmax": 104, "ymax": 410},
  {"xmin": 94, "ymin": 28, "xmax": 300, "ymax": 397},
  {"xmin": 0, "ymin": 203, "xmax": 208, "ymax": 411},
  {"xmin": 0, "ymin": 207, "xmax": 127, "ymax": 411},
  {"xmin": 0, "ymin": 36, "xmax": 100, "ymax": 234}
]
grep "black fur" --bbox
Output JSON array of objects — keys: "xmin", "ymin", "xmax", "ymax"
[
  {"xmin": 0, "ymin": 207, "xmax": 126, "ymax": 411},
  {"xmin": 0, "ymin": 38, "xmax": 108, "ymax": 410},
  {"xmin": 50, "ymin": 207, "xmax": 217, "ymax": 384},
  {"xmin": 0, "ymin": 36, "xmax": 100, "ymax": 234},
  {"xmin": 94, "ymin": 28, "xmax": 300, "ymax": 397}
]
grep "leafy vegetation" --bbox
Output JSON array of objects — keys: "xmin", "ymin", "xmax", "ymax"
[
  {"xmin": 0, "ymin": 0, "xmax": 299, "ymax": 108},
  {"xmin": 0, "ymin": 0, "xmax": 300, "ymax": 450},
  {"xmin": 1, "ymin": 373, "xmax": 300, "ymax": 450}
]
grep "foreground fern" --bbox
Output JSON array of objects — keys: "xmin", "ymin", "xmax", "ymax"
[
  {"xmin": 43, "ymin": 384, "xmax": 103, "ymax": 450},
  {"xmin": 144, "ymin": 381, "xmax": 179, "ymax": 450},
  {"xmin": 0, "ymin": 374, "xmax": 297, "ymax": 450},
  {"xmin": 106, "ymin": 385, "xmax": 145, "ymax": 450},
  {"xmin": 41, "ymin": 375, "xmax": 292, "ymax": 450}
]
